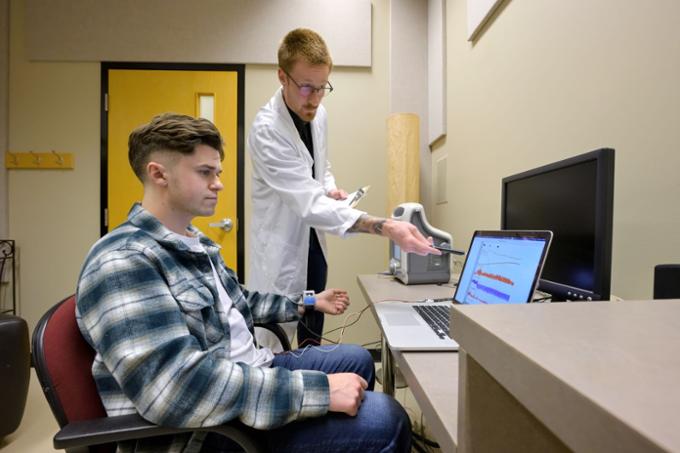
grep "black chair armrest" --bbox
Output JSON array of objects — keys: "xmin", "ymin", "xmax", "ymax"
[
  {"xmin": 54, "ymin": 413, "xmax": 265, "ymax": 452},
  {"xmin": 255, "ymin": 322, "xmax": 292, "ymax": 351}
]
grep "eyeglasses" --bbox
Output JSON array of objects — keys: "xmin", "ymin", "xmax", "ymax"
[{"xmin": 283, "ymin": 70, "xmax": 333, "ymax": 98}]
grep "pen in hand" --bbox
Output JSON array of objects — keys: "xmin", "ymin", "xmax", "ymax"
[{"xmin": 433, "ymin": 244, "xmax": 465, "ymax": 255}]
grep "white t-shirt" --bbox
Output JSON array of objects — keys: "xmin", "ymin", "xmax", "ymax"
[{"xmin": 175, "ymin": 232, "xmax": 274, "ymax": 368}]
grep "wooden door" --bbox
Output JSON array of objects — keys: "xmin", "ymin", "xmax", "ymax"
[{"xmin": 101, "ymin": 64, "xmax": 244, "ymax": 274}]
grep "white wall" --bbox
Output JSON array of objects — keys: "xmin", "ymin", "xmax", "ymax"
[{"xmin": 433, "ymin": 0, "xmax": 680, "ymax": 300}]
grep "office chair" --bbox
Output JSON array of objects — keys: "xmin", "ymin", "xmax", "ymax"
[
  {"xmin": 0, "ymin": 313, "xmax": 30, "ymax": 438},
  {"xmin": 32, "ymin": 294, "xmax": 291, "ymax": 452}
]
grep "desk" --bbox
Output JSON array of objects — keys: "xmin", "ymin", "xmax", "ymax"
[
  {"xmin": 357, "ymin": 274, "xmax": 458, "ymax": 452},
  {"xmin": 452, "ymin": 299, "xmax": 680, "ymax": 452}
]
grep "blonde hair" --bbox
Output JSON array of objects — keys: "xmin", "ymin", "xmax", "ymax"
[{"xmin": 278, "ymin": 28, "xmax": 333, "ymax": 73}]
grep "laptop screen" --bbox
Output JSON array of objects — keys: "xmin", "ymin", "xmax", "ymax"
[{"xmin": 454, "ymin": 230, "xmax": 552, "ymax": 305}]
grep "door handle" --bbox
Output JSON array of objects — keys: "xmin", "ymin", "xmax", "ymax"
[{"xmin": 209, "ymin": 218, "xmax": 234, "ymax": 232}]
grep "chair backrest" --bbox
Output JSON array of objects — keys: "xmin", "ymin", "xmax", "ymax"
[
  {"xmin": 0, "ymin": 313, "xmax": 30, "ymax": 437},
  {"xmin": 32, "ymin": 295, "xmax": 107, "ymax": 427},
  {"xmin": 654, "ymin": 264, "xmax": 680, "ymax": 299}
]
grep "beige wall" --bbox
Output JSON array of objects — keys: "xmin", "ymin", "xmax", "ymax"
[
  {"xmin": 1, "ymin": 0, "xmax": 8, "ymax": 238},
  {"xmin": 8, "ymin": 0, "xmax": 100, "ymax": 328},
  {"xmin": 8, "ymin": 0, "xmax": 390, "ymax": 346},
  {"xmin": 432, "ymin": 0, "xmax": 680, "ymax": 300},
  {"xmin": 9, "ymin": 0, "xmax": 679, "ymax": 338},
  {"xmin": 26, "ymin": 0, "xmax": 372, "ymax": 67}
]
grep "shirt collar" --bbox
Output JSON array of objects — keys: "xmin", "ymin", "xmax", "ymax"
[
  {"xmin": 126, "ymin": 203, "xmax": 220, "ymax": 253},
  {"xmin": 285, "ymin": 103, "xmax": 309, "ymax": 134}
]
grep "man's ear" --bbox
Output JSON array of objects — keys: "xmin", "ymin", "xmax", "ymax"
[
  {"xmin": 146, "ymin": 161, "xmax": 168, "ymax": 187},
  {"xmin": 277, "ymin": 68, "xmax": 287, "ymax": 86}
]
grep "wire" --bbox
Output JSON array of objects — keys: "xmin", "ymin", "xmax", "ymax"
[
  {"xmin": 377, "ymin": 273, "xmax": 397, "ymax": 279},
  {"xmin": 296, "ymin": 306, "xmax": 368, "ymax": 345},
  {"xmin": 436, "ymin": 282, "xmax": 458, "ymax": 288},
  {"xmin": 374, "ymin": 298, "xmax": 427, "ymax": 304},
  {"xmin": 411, "ymin": 439, "xmax": 429, "ymax": 453},
  {"xmin": 280, "ymin": 342, "xmax": 344, "ymax": 359},
  {"xmin": 412, "ymin": 429, "xmax": 440, "ymax": 449},
  {"xmin": 323, "ymin": 306, "xmax": 370, "ymax": 335}
]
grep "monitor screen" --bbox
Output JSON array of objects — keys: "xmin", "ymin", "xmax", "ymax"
[{"xmin": 501, "ymin": 148, "xmax": 615, "ymax": 301}]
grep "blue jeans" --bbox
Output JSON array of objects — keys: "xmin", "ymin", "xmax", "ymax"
[{"xmin": 202, "ymin": 344, "xmax": 411, "ymax": 452}]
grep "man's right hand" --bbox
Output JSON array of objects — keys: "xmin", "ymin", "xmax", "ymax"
[
  {"xmin": 327, "ymin": 373, "xmax": 368, "ymax": 416},
  {"xmin": 383, "ymin": 219, "xmax": 440, "ymax": 256},
  {"xmin": 347, "ymin": 215, "xmax": 440, "ymax": 256}
]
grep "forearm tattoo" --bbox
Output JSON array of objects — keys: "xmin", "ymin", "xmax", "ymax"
[{"xmin": 348, "ymin": 214, "xmax": 387, "ymax": 235}]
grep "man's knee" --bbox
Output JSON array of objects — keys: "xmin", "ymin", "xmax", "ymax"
[
  {"xmin": 361, "ymin": 392, "xmax": 412, "ymax": 451},
  {"xmin": 342, "ymin": 344, "xmax": 373, "ymax": 366},
  {"xmin": 338, "ymin": 344, "xmax": 375, "ymax": 387}
]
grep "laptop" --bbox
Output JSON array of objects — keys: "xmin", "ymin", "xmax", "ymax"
[{"xmin": 374, "ymin": 230, "xmax": 553, "ymax": 351}]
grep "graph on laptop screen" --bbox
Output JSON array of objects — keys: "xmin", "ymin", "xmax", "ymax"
[{"xmin": 456, "ymin": 234, "xmax": 549, "ymax": 305}]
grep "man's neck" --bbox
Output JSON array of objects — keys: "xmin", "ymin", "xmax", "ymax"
[{"xmin": 141, "ymin": 197, "xmax": 192, "ymax": 236}]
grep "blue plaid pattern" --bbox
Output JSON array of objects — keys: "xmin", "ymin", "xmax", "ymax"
[{"xmin": 76, "ymin": 204, "xmax": 330, "ymax": 452}]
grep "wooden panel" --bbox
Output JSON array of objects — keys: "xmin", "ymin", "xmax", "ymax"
[
  {"xmin": 458, "ymin": 351, "xmax": 570, "ymax": 453},
  {"xmin": 453, "ymin": 301, "xmax": 680, "ymax": 452},
  {"xmin": 387, "ymin": 113, "xmax": 420, "ymax": 213}
]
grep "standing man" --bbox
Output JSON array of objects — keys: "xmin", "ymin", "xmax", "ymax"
[
  {"xmin": 76, "ymin": 113, "xmax": 412, "ymax": 452},
  {"xmin": 248, "ymin": 28, "xmax": 438, "ymax": 347}
]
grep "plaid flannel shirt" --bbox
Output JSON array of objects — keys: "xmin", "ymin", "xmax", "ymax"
[{"xmin": 76, "ymin": 204, "xmax": 330, "ymax": 452}]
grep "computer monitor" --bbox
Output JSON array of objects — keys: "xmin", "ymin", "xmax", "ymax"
[{"xmin": 501, "ymin": 148, "xmax": 615, "ymax": 301}]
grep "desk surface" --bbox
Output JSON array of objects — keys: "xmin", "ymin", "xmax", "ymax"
[
  {"xmin": 357, "ymin": 274, "xmax": 458, "ymax": 453},
  {"xmin": 452, "ymin": 299, "xmax": 680, "ymax": 452}
]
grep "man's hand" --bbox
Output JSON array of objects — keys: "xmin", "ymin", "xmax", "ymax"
[
  {"xmin": 327, "ymin": 373, "xmax": 368, "ymax": 416},
  {"xmin": 383, "ymin": 219, "xmax": 441, "ymax": 256},
  {"xmin": 327, "ymin": 188, "xmax": 348, "ymax": 200},
  {"xmin": 315, "ymin": 288, "xmax": 350, "ymax": 315},
  {"xmin": 348, "ymin": 215, "xmax": 440, "ymax": 256}
]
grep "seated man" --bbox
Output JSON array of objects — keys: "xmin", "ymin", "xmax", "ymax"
[{"xmin": 76, "ymin": 112, "xmax": 411, "ymax": 452}]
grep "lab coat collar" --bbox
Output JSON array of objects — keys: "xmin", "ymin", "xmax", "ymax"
[{"xmin": 273, "ymin": 87, "xmax": 316, "ymax": 173}]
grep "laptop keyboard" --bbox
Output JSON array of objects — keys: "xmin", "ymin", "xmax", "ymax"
[{"xmin": 413, "ymin": 305, "xmax": 451, "ymax": 339}]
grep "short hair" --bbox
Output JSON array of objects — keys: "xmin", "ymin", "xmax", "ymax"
[
  {"xmin": 128, "ymin": 113, "xmax": 224, "ymax": 181},
  {"xmin": 278, "ymin": 28, "xmax": 333, "ymax": 73}
]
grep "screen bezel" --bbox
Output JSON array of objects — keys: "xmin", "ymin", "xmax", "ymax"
[
  {"xmin": 500, "ymin": 148, "xmax": 615, "ymax": 301},
  {"xmin": 453, "ymin": 230, "xmax": 553, "ymax": 304}
]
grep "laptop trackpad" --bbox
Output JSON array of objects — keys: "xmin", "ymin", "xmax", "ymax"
[{"xmin": 384, "ymin": 313, "xmax": 421, "ymax": 326}]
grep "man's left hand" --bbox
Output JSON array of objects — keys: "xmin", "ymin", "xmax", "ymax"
[
  {"xmin": 315, "ymin": 289, "xmax": 350, "ymax": 315},
  {"xmin": 327, "ymin": 189, "xmax": 348, "ymax": 200}
]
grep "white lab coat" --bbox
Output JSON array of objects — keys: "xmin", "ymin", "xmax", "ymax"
[{"xmin": 247, "ymin": 88, "xmax": 364, "ymax": 345}]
